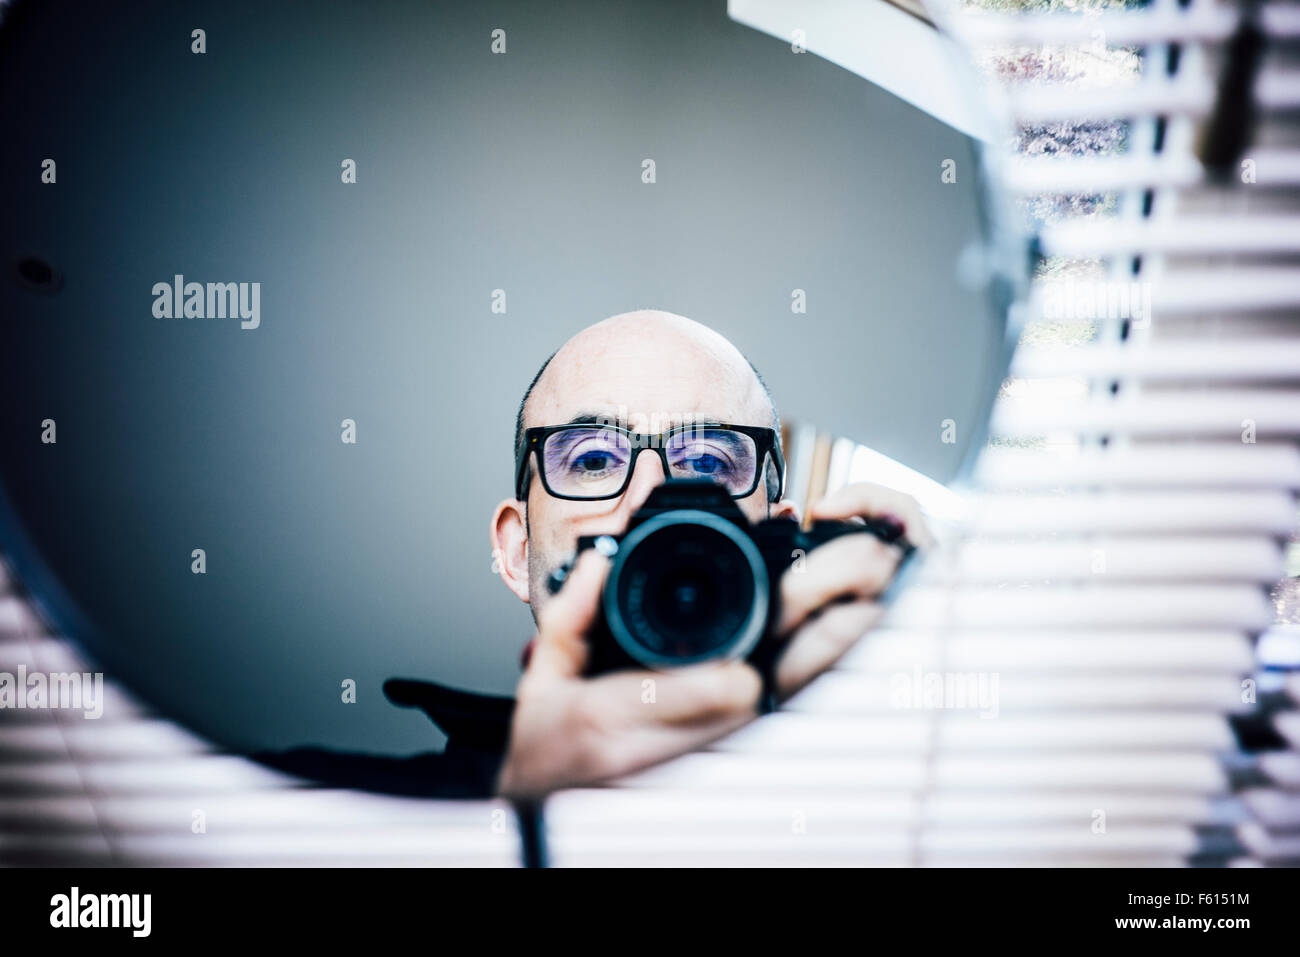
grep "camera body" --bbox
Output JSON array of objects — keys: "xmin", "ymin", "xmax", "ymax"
[{"xmin": 546, "ymin": 478, "xmax": 910, "ymax": 680}]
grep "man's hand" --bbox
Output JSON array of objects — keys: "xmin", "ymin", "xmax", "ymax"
[
  {"xmin": 772, "ymin": 481, "xmax": 933, "ymax": 699},
  {"xmin": 496, "ymin": 549, "xmax": 761, "ymax": 801},
  {"xmin": 495, "ymin": 481, "xmax": 931, "ymax": 801}
]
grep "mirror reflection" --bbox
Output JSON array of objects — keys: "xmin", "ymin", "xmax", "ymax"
[{"xmin": 0, "ymin": 0, "xmax": 1018, "ymax": 797}]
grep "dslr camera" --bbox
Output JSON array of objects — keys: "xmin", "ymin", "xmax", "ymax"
[{"xmin": 547, "ymin": 478, "xmax": 913, "ymax": 690}]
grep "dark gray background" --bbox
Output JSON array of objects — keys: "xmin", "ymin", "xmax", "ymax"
[{"xmin": 0, "ymin": 0, "xmax": 1000, "ymax": 755}]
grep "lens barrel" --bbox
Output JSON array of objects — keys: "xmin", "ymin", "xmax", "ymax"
[{"xmin": 602, "ymin": 509, "xmax": 770, "ymax": 668}]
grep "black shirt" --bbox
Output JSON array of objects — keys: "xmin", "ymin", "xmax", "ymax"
[{"xmin": 252, "ymin": 678, "xmax": 515, "ymax": 798}]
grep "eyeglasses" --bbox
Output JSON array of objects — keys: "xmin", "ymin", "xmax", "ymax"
[{"xmin": 516, "ymin": 422, "xmax": 785, "ymax": 503}]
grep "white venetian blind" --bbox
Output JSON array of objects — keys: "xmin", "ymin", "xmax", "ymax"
[{"xmin": 0, "ymin": 560, "xmax": 519, "ymax": 866}]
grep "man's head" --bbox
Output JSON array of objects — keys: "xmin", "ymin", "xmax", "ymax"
[{"xmin": 490, "ymin": 309, "xmax": 797, "ymax": 619}]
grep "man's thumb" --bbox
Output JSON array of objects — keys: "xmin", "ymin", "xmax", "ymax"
[{"xmin": 526, "ymin": 549, "xmax": 610, "ymax": 679}]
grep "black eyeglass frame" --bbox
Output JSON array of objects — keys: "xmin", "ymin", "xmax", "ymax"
[{"xmin": 515, "ymin": 422, "xmax": 786, "ymax": 503}]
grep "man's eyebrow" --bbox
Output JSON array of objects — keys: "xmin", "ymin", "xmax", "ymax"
[{"xmin": 562, "ymin": 412, "xmax": 613, "ymax": 426}]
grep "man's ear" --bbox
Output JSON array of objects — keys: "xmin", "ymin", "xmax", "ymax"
[{"xmin": 489, "ymin": 498, "xmax": 530, "ymax": 604}]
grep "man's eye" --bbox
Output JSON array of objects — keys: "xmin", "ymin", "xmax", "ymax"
[
  {"xmin": 685, "ymin": 453, "xmax": 728, "ymax": 474},
  {"xmin": 572, "ymin": 451, "xmax": 615, "ymax": 472}
]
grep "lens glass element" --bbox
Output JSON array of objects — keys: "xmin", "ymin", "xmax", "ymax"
[{"xmin": 613, "ymin": 521, "xmax": 758, "ymax": 662}]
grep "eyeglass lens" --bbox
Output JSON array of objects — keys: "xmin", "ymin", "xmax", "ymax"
[{"xmin": 540, "ymin": 426, "xmax": 759, "ymax": 498}]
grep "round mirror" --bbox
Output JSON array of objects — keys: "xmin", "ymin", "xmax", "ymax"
[{"xmin": 0, "ymin": 0, "xmax": 1026, "ymax": 796}]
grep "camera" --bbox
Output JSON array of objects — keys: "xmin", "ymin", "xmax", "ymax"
[{"xmin": 546, "ymin": 478, "xmax": 913, "ymax": 682}]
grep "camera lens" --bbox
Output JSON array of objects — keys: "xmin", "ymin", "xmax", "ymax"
[{"xmin": 604, "ymin": 511, "xmax": 768, "ymax": 667}]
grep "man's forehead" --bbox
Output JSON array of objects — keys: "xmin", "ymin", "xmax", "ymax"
[
  {"xmin": 526, "ymin": 373, "xmax": 770, "ymax": 430},
  {"xmin": 524, "ymin": 326, "xmax": 770, "ymax": 429}
]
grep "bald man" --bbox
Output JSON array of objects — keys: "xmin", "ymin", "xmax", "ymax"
[
  {"xmin": 257, "ymin": 310, "xmax": 928, "ymax": 800},
  {"xmin": 490, "ymin": 311, "xmax": 930, "ymax": 799}
]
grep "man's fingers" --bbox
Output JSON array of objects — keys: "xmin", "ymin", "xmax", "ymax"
[
  {"xmin": 500, "ymin": 662, "xmax": 759, "ymax": 799},
  {"xmin": 777, "ymin": 532, "xmax": 900, "ymax": 635},
  {"xmin": 591, "ymin": 709, "xmax": 755, "ymax": 782},
  {"xmin": 775, "ymin": 599, "xmax": 881, "ymax": 699},
  {"xmin": 527, "ymin": 550, "xmax": 610, "ymax": 679},
  {"xmin": 569, "ymin": 665, "xmax": 761, "ymax": 783},
  {"xmin": 616, "ymin": 661, "xmax": 763, "ymax": 725},
  {"xmin": 808, "ymin": 482, "xmax": 935, "ymax": 550}
]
